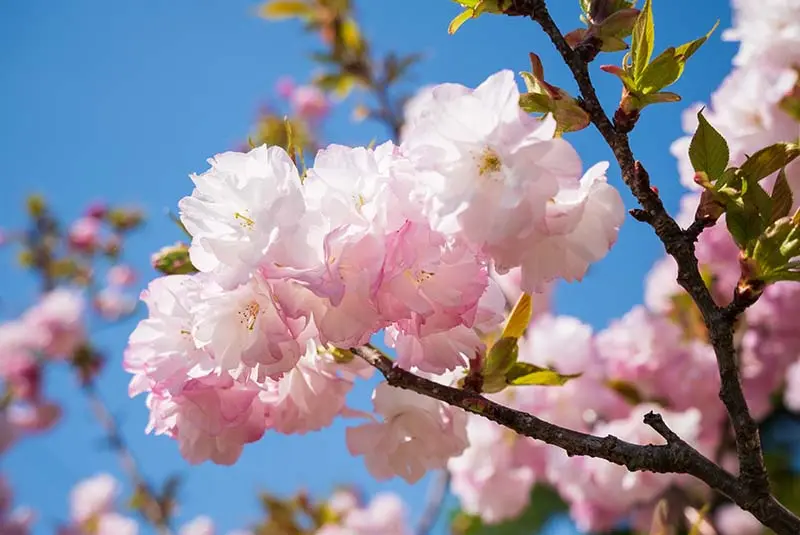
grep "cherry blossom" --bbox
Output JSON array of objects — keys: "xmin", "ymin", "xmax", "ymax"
[
  {"xmin": 346, "ymin": 381, "xmax": 467, "ymax": 483},
  {"xmin": 448, "ymin": 415, "xmax": 536, "ymax": 524},
  {"xmin": 317, "ymin": 493, "xmax": 410, "ymax": 535},
  {"xmin": 145, "ymin": 375, "xmax": 268, "ymax": 465},
  {"xmin": 179, "ymin": 145, "xmax": 306, "ymax": 288},
  {"xmin": 68, "ymin": 473, "xmax": 119, "ymax": 524}
]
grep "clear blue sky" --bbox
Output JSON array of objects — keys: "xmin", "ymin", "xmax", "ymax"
[{"xmin": 0, "ymin": 1, "xmax": 735, "ymax": 533}]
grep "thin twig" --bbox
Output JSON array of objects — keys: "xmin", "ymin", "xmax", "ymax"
[
  {"xmin": 520, "ymin": 0, "xmax": 775, "ymax": 514},
  {"xmin": 82, "ymin": 383, "xmax": 171, "ymax": 534},
  {"xmin": 415, "ymin": 471, "xmax": 451, "ymax": 535}
]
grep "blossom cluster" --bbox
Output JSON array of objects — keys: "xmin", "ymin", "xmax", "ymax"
[
  {"xmin": 0, "ymin": 476, "xmax": 34, "ymax": 535},
  {"xmin": 56, "ymin": 473, "xmax": 251, "ymax": 535},
  {"xmin": 125, "ymin": 69, "xmax": 624, "ymax": 481},
  {"xmin": 316, "ymin": 490, "xmax": 410, "ymax": 535},
  {"xmin": 0, "ymin": 289, "xmax": 85, "ymax": 452},
  {"xmin": 442, "ymin": 2, "xmax": 800, "ymax": 532},
  {"xmin": 668, "ymin": 0, "xmax": 800, "ymax": 415}
]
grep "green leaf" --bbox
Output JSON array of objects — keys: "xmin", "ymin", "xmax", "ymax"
[
  {"xmin": 740, "ymin": 142, "xmax": 800, "ymax": 182},
  {"xmin": 552, "ymin": 98, "xmax": 591, "ymax": 133},
  {"xmin": 600, "ymin": 64, "xmax": 636, "ymax": 90},
  {"xmin": 258, "ymin": 0, "xmax": 311, "ymax": 19},
  {"xmin": 482, "ymin": 337, "xmax": 519, "ymax": 380},
  {"xmin": 506, "ymin": 362, "xmax": 581, "ymax": 386},
  {"xmin": 519, "ymin": 92, "xmax": 551, "ymax": 113},
  {"xmin": 606, "ymin": 379, "xmax": 645, "ymax": 405},
  {"xmin": 639, "ymin": 91, "xmax": 681, "ymax": 106},
  {"xmin": 448, "ymin": 8, "xmax": 473, "ymax": 34},
  {"xmin": 770, "ymin": 168, "xmax": 794, "ymax": 223},
  {"xmin": 726, "ymin": 202, "xmax": 763, "ymax": 252},
  {"xmin": 637, "ymin": 47, "xmax": 681, "ymax": 94},
  {"xmin": 688, "ymin": 110, "xmax": 729, "ymax": 181},
  {"xmin": 501, "ymin": 293, "xmax": 533, "ymax": 339},
  {"xmin": 675, "ymin": 20, "xmax": 719, "ymax": 61},
  {"xmin": 630, "ymin": 0, "xmax": 654, "ymax": 81}
]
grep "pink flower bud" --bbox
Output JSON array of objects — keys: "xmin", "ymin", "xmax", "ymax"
[
  {"xmin": 68, "ymin": 217, "xmax": 101, "ymax": 252},
  {"xmin": 291, "ymin": 85, "xmax": 330, "ymax": 120},
  {"xmin": 275, "ymin": 76, "xmax": 296, "ymax": 99}
]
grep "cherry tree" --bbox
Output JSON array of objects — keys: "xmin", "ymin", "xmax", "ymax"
[{"xmin": 2, "ymin": 0, "xmax": 800, "ymax": 534}]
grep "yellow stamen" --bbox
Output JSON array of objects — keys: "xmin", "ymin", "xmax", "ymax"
[
  {"xmin": 234, "ymin": 211, "xmax": 255, "ymax": 230},
  {"xmin": 477, "ymin": 147, "xmax": 502, "ymax": 177},
  {"xmin": 238, "ymin": 301, "xmax": 260, "ymax": 331}
]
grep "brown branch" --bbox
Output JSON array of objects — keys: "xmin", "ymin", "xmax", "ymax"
[
  {"xmin": 82, "ymin": 383, "xmax": 171, "ymax": 534},
  {"xmin": 515, "ymin": 0, "xmax": 781, "ymax": 519},
  {"xmin": 352, "ymin": 346, "xmax": 800, "ymax": 534},
  {"xmin": 351, "ymin": 346, "xmax": 800, "ymax": 535}
]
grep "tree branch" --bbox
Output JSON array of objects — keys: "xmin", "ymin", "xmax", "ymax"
[
  {"xmin": 82, "ymin": 383, "xmax": 171, "ymax": 534},
  {"xmin": 352, "ymin": 346, "xmax": 799, "ymax": 534},
  {"xmin": 520, "ymin": 0, "xmax": 774, "ymax": 510}
]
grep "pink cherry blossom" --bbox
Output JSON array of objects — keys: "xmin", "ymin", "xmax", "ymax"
[
  {"xmin": 290, "ymin": 85, "xmax": 330, "ymax": 120},
  {"xmin": 7, "ymin": 402, "xmax": 61, "ymax": 432},
  {"xmin": 146, "ymin": 375, "xmax": 268, "ymax": 465},
  {"xmin": 723, "ymin": 0, "xmax": 800, "ymax": 68},
  {"xmin": 69, "ymin": 473, "xmax": 119, "ymax": 524},
  {"xmin": 715, "ymin": 503, "xmax": 763, "ymax": 535},
  {"xmin": 180, "ymin": 516, "xmax": 215, "ymax": 535},
  {"xmin": 346, "ymin": 381, "xmax": 467, "ymax": 483},
  {"xmin": 106, "ymin": 265, "xmax": 137, "ymax": 287},
  {"xmin": 124, "ymin": 275, "xmax": 212, "ymax": 397},
  {"xmin": 784, "ymin": 361, "xmax": 800, "ymax": 411},
  {"xmin": 547, "ymin": 405, "xmax": 703, "ymax": 533},
  {"xmin": 377, "ymin": 221, "xmax": 487, "ymax": 331},
  {"xmin": 24, "ymin": 289, "xmax": 85, "ymax": 358},
  {"xmin": 595, "ymin": 306, "xmax": 723, "ymax": 426},
  {"xmin": 384, "ymin": 324, "xmax": 480, "ymax": 374},
  {"xmin": 179, "ymin": 145, "xmax": 306, "ymax": 289},
  {"xmin": 263, "ymin": 344, "xmax": 361, "ymax": 434},
  {"xmin": 317, "ymin": 493, "xmax": 410, "ymax": 535},
  {"xmin": 643, "ymin": 256, "xmax": 681, "ymax": 314},
  {"xmin": 68, "ymin": 216, "xmax": 101, "ymax": 252},
  {"xmin": 401, "ymin": 70, "xmax": 624, "ymax": 292},
  {"xmin": 96, "ymin": 513, "xmax": 138, "ymax": 535},
  {"xmin": 516, "ymin": 162, "xmax": 624, "ymax": 289},
  {"xmin": 510, "ymin": 315, "xmax": 630, "ymax": 437},
  {"xmin": 191, "ymin": 277, "xmax": 309, "ymax": 380},
  {"xmin": 94, "ymin": 287, "xmax": 136, "ymax": 321},
  {"xmin": 275, "ymin": 76, "xmax": 295, "ymax": 99},
  {"xmin": 0, "ymin": 477, "xmax": 33, "ymax": 535},
  {"xmin": 448, "ymin": 415, "xmax": 535, "ymax": 524}
]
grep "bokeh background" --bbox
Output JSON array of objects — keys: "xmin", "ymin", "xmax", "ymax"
[{"xmin": 0, "ymin": 1, "xmax": 737, "ymax": 533}]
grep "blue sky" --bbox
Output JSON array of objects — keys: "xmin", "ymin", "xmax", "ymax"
[{"xmin": 0, "ymin": 1, "xmax": 736, "ymax": 533}]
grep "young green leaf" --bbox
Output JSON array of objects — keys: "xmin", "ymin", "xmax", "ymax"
[
  {"xmin": 726, "ymin": 202, "xmax": 764, "ymax": 252},
  {"xmin": 258, "ymin": 0, "xmax": 311, "ymax": 19},
  {"xmin": 637, "ymin": 47, "xmax": 681, "ymax": 94},
  {"xmin": 482, "ymin": 337, "xmax": 519, "ymax": 379},
  {"xmin": 519, "ymin": 92, "xmax": 551, "ymax": 113},
  {"xmin": 770, "ymin": 168, "xmax": 794, "ymax": 223},
  {"xmin": 675, "ymin": 20, "xmax": 719, "ymax": 61},
  {"xmin": 740, "ymin": 142, "xmax": 800, "ymax": 182},
  {"xmin": 505, "ymin": 362, "xmax": 581, "ymax": 386},
  {"xmin": 688, "ymin": 110, "xmax": 729, "ymax": 181},
  {"xmin": 448, "ymin": 8, "xmax": 473, "ymax": 34},
  {"xmin": 630, "ymin": 0, "xmax": 654, "ymax": 81},
  {"xmin": 501, "ymin": 293, "xmax": 533, "ymax": 339}
]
